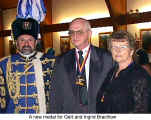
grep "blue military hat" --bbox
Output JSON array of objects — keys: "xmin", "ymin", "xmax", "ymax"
[{"xmin": 11, "ymin": 18, "xmax": 39, "ymax": 40}]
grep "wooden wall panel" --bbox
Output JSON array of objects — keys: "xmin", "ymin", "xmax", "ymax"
[
  {"xmin": 0, "ymin": 1, "xmax": 18, "ymax": 10},
  {"xmin": 42, "ymin": 0, "xmax": 53, "ymax": 51},
  {"xmin": 0, "ymin": 10, "xmax": 4, "ymax": 58}
]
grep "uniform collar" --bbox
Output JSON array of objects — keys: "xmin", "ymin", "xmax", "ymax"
[{"xmin": 18, "ymin": 51, "xmax": 37, "ymax": 61}]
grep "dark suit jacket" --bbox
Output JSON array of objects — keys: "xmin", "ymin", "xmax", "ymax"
[{"xmin": 50, "ymin": 45, "xmax": 115, "ymax": 113}]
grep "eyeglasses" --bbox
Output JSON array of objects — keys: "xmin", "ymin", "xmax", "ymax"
[
  {"xmin": 68, "ymin": 30, "xmax": 87, "ymax": 36},
  {"xmin": 111, "ymin": 45, "xmax": 129, "ymax": 50}
]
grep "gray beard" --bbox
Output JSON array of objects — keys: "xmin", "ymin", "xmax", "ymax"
[{"xmin": 19, "ymin": 51, "xmax": 37, "ymax": 60}]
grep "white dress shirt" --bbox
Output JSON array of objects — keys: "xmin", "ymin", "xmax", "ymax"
[{"xmin": 76, "ymin": 45, "xmax": 91, "ymax": 89}]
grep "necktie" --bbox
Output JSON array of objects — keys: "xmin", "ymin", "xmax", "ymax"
[{"xmin": 78, "ymin": 51, "xmax": 88, "ymax": 105}]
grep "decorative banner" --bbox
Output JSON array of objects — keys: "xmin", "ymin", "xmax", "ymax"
[{"xmin": 17, "ymin": 0, "xmax": 46, "ymax": 23}]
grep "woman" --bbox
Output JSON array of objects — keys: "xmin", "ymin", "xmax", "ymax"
[{"xmin": 96, "ymin": 30, "xmax": 151, "ymax": 113}]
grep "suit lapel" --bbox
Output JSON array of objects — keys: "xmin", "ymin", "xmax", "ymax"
[
  {"xmin": 88, "ymin": 46, "xmax": 104, "ymax": 99},
  {"xmin": 64, "ymin": 49, "xmax": 78, "ymax": 96}
]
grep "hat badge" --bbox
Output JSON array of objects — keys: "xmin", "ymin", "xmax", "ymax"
[{"xmin": 22, "ymin": 21, "xmax": 32, "ymax": 30}]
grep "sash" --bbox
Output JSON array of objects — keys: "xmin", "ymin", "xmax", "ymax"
[{"xmin": 33, "ymin": 52, "xmax": 46, "ymax": 113}]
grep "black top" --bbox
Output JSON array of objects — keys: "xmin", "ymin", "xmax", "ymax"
[{"xmin": 96, "ymin": 62, "xmax": 151, "ymax": 113}]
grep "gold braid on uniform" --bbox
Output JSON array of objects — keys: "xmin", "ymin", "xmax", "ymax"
[
  {"xmin": 6, "ymin": 57, "xmax": 20, "ymax": 100},
  {"xmin": 0, "ymin": 65, "xmax": 6, "ymax": 108}
]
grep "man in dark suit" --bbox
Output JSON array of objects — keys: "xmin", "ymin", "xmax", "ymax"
[{"xmin": 50, "ymin": 18, "xmax": 115, "ymax": 113}]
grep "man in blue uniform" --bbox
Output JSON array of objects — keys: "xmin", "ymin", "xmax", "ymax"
[{"xmin": 0, "ymin": 18, "xmax": 55, "ymax": 113}]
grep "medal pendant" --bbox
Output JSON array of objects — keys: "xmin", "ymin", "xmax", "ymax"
[{"xmin": 76, "ymin": 75, "xmax": 86, "ymax": 87}]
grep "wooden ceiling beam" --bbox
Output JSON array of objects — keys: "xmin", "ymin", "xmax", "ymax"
[
  {"xmin": 105, "ymin": 0, "xmax": 127, "ymax": 17},
  {"xmin": 0, "ymin": 30, "xmax": 11, "ymax": 37},
  {"xmin": 41, "ymin": 17, "xmax": 112, "ymax": 33},
  {"xmin": 117, "ymin": 12, "xmax": 151, "ymax": 25},
  {"xmin": 0, "ymin": 1, "xmax": 18, "ymax": 10},
  {"xmin": 105, "ymin": 0, "xmax": 127, "ymax": 31},
  {"xmin": 105, "ymin": 0, "xmax": 114, "ymax": 18},
  {"xmin": 1, "ymin": 11, "xmax": 151, "ymax": 37}
]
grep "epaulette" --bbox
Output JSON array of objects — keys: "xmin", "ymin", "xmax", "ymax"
[{"xmin": 0, "ymin": 55, "xmax": 11, "ymax": 63}]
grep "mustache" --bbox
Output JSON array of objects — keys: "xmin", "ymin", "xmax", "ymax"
[{"xmin": 22, "ymin": 46, "xmax": 32, "ymax": 49}]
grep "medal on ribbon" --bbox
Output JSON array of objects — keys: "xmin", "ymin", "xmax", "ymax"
[
  {"xmin": 76, "ymin": 74, "xmax": 86, "ymax": 86},
  {"xmin": 75, "ymin": 47, "xmax": 90, "ymax": 87}
]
